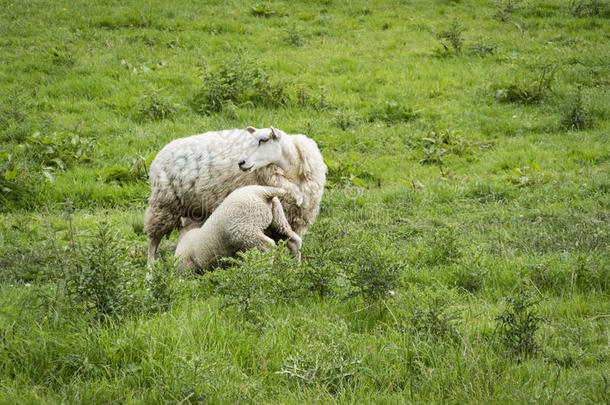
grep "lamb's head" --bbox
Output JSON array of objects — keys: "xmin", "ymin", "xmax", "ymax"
[{"xmin": 238, "ymin": 126, "xmax": 284, "ymax": 172}]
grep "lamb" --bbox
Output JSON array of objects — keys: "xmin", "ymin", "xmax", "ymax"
[
  {"xmin": 174, "ymin": 185, "xmax": 302, "ymax": 272},
  {"xmin": 145, "ymin": 126, "xmax": 326, "ymax": 264}
]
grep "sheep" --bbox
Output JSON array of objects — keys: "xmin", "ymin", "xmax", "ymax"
[
  {"xmin": 174, "ymin": 185, "xmax": 302, "ymax": 272},
  {"xmin": 145, "ymin": 126, "xmax": 326, "ymax": 264}
]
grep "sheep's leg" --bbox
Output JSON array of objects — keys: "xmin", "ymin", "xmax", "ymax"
[
  {"xmin": 270, "ymin": 197, "xmax": 302, "ymax": 259},
  {"xmin": 145, "ymin": 203, "xmax": 182, "ymax": 265}
]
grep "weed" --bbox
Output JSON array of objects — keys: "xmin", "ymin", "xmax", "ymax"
[
  {"xmin": 0, "ymin": 149, "xmax": 47, "ymax": 209},
  {"xmin": 345, "ymin": 250, "xmax": 402, "ymax": 302},
  {"xmin": 299, "ymin": 261, "xmax": 339, "ymax": 299},
  {"xmin": 325, "ymin": 155, "xmax": 378, "ymax": 188},
  {"xmin": 468, "ymin": 40, "xmax": 497, "ymax": 57},
  {"xmin": 211, "ymin": 246, "xmax": 302, "ymax": 321},
  {"xmin": 192, "ymin": 58, "xmax": 289, "ymax": 114},
  {"xmin": 417, "ymin": 226, "xmax": 462, "ymax": 267},
  {"xmin": 24, "ymin": 132, "xmax": 94, "ymax": 171},
  {"xmin": 493, "ymin": 64, "xmax": 558, "ymax": 104},
  {"xmin": 568, "ymin": 0, "xmax": 608, "ymax": 17},
  {"xmin": 366, "ymin": 101, "xmax": 421, "ymax": 124},
  {"xmin": 494, "ymin": 292, "xmax": 543, "ymax": 360},
  {"xmin": 277, "ymin": 342, "xmax": 362, "ymax": 392},
  {"xmin": 434, "ymin": 19, "xmax": 464, "ymax": 56},
  {"xmin": 48, "ymin": 45, "xmax": 74, "ymax": 66},
  {"xmin": 410, "ymin": 298, "xmax": 461, "ymax": 341},
  {"xmin": 250, "ymin": 3, "xmax": 278, "ymax": 18},
  {"xmin": 332, "ymin": 110, "xmax": 359, "ymax": 130},
  {"xmin": 505, "ymin": 162, "xmax": 551, "ymax": 187},
  {"xmin": 62, "ymin": 222, "xmax": 138, "ymax": 320},
  {"xmin": 414, "ymin": 129, "xmax": 488, "ymax": 165},
  {"xmin": 103, "ymin": 152, "xmax": 156, "ymax": 184},
  {"xmin": 0, "ymin": 152, "xmax": 21, "ymax": 195},
  {"xmin": 562, "ymin": 87, "xmax": 592, "ymax": 131},
  {"xmin": 284, "ymin": 24, "xmax": 305, "ymax": 46},
  {"xmin": 493, "ymin": 0, "xmax": 523, "ymax": 22},
  {"xmin": 295, "ymin": 86, "xmax": 334, "ymax": 111},
  {"xmin": 142, "ymin": 256, "xmax": 180, "ymax": 313},
  {"xmin": 136, "ymin": 90, "xmax": 179, "ymax": 121},
  {"xmin": 120, "ymin": 59, "xmax": 168, "ymax": 75}
]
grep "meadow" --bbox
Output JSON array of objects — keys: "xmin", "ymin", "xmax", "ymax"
[{"xmin": 0, "ymin": 0, "xmax": 608, "ymax": 403}]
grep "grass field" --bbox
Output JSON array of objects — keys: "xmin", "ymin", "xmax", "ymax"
[{"xmin": 1, "ymin": 0, "xmax": 609, "ymax": 403}]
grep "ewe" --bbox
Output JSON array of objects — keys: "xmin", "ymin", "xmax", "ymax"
[
  {"xmin": 174, "ymin": 185, "xmax": 302, "ymax": 272},
  {"xmin": 145, "ymin": 126, "xmax": 326, "ymax": 263}
]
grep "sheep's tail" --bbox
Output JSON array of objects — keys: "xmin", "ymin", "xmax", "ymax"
[{"xmin": 258, "ymin": 186, "xmax": 286, "ymax": 200}]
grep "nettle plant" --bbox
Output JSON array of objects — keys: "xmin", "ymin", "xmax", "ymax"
[
  {"xmin": 505, "ymin": 162, "xmax": 551, "ymax": 188},
  {"xmin": 493, "ymin": 0, "xmax": 524, "ymax": 22},
  {"xmin": 493, "ymin": 64, "xmax": 559, "ymax": 104},
  {"xmin": 192, "ymin": 58, "xmax": 289, "ymax": 114},
  {"xmin": 0, "ymin": 131, "xmax": 95, "ymax": 205},
  {"xmin": 325, "ymin": 155, "xmax": 379, "ymax": 188},
  {"xmin": 210, "ymin": 245, "xmax": 303, "ymax": 321},
  {"xmin": 24, "ymin": 131, "xmax": 94, "ymax": 171},
  {"xmin": 55, "ymin": 216, "xmax": 180, "ymax": 320},
  {"xmin": 562, "ymin": 87, "xmax": 593, "ymax": 131},
  {"xmin": 494, "ymin": 292, "xmax": 543, "ymax": 360},
  {"xmin": 568, "ymin": 0, "xmax": 609, "ymax": 17},
  {"xmin": 103, "ymin": 152, "xmax": 157, "ymax": 184},
  {"xmin": 0, "ymin": 152, "xmax": 20, "ymax": 195},
  {"xmin": 434, "ymin": 19, "xmax": 465, "ymax": 56},
  {"xmin": 366, "ymin": 101, "xmax": 421, "ymax": 125},
  {"xmin": 409, "ymin": 129, "xmax": 492, "ymax": 167},
  {"xmin": 136, "ymin": 89, "xmax": 179, "ymax": 122},
  {"xmin": 345, "ymin": 249, "xmax": 402, "ymax": 303}
]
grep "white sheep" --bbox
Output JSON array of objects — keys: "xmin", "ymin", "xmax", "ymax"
[
  {"xmin": 145, "ymin": 126, "xmax": 326, "ymax": 264},
  {"xmin": 174, "ymin": 185, "xmax": 302, "ymax": 272}
]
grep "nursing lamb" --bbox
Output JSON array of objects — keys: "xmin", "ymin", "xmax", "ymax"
[
  {"xmin": 145, "ymin": 126, "xmax": 326, "ymax": 263},
  {"xmin": 174, "ymin": 185, "xmax": 302, "ymax": 272}
]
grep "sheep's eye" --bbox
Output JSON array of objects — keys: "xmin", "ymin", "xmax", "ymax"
[{"xmin": 258, "ymin": 138, "xmax": 269, "ymax": 146}]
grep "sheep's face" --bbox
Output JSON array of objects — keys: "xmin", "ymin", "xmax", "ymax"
[{"xmin": 238, "ymin": 126, "xmax": 283, "ymax": 172}]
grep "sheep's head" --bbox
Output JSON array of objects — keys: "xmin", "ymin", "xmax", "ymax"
[{"xmin": 238, "ymin": 126, "xmax": 283, "ymax": 172}]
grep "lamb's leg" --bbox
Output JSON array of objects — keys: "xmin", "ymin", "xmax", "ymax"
[
  {"xmin": 145, "ymin": 203, "xmax": 181, "ymax": 265},
  {"xmin": 270, "ymin": 197, "xmax": 302, "ymax": 260},
  {"xmin": 242, "ymin": 232, "xmax": 277, "ymax": 252},
  {"xmin": 268, "ymin": 174, "xmax": 305, "ymax": 207}
]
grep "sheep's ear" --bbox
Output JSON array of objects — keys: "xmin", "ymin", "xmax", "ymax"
[
  {"xmin": 270, "ymin": 126, "xmax": 281, "ymax": 140},
  {"xmin": 180, "ymin": 217, "xmax": 189, "ymax": 227},
  {"xmin": 246, "ymin": 126, "xmax": 257, "ymax": 134}
]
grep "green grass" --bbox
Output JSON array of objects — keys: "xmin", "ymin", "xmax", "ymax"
[{"xmin": 1, "ymin": 0, "xmax": 609, "ymax": 403}]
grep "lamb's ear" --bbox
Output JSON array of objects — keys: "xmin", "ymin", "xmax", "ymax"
[
  {"xmin": 246, "ymin": 126, "xmax": 257, "ymax": 134},
  {"xmin": 270, "ymin": 126, "xmax": 281, "ymax": 140}
]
